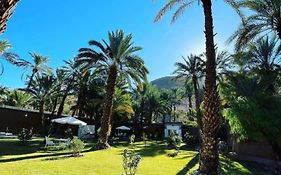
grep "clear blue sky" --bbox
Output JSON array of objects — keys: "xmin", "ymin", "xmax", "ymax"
[{"xmin": 0, "ymin": 0, "xmax": 240, "ymax": 88}]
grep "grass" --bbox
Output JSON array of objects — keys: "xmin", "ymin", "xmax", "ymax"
[{"xmin": 0, "ymin": 138, "xmax": 273, "ymax": 175}]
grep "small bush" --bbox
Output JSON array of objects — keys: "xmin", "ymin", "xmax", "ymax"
[
  {"xmin": 218, "ymin": 141, "xmax": 229, "ymax": 156},
  {"xmin": 167, "ymin": 130, "xmax": 182, "ymax": 150},
  {"xmin": 129, "ymin": 134, "xmax": 135, "ymax": 148},
  {"xmin": 65, "ymin": 128, "xmax": 73, "ymax": 139},
  {"xmin": 141, "ymin": 133, "xmax": 148, "ymax": 147},
  {"xmin": 18, "ymin": 128, "xmax": 32, "ymax": 145},
  {"xmin": 183, "ymin": 132, "xmax": 198, "ymax": 148},
  {"xmin": 122, "ymin": 149, "xmax": 141, "ymax": 175},
  {"xmin": 69, "ymin": 136, "xmax": 85, "ymax": 157}
]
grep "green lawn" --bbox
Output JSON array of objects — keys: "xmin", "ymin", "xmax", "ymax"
[{"xmin": 0, "ymin": 138, "xmax": 272, "ymax": 175}]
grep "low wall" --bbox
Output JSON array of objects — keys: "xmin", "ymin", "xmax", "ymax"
[
  {"xmin": 0, "ymin": 105, "xmax": 95, "ymax": 134},
  {"xmin": 234, "ymin": 141, "xmax": 276, "ymax": 160}
]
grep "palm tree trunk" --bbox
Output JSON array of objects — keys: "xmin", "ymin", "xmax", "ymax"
[
  {"xmin": 188, "ymin": 94, "xmax": 192, "ymax": 116},
  {"xmin": 39, "ymin": 99, "xmax": 46, "ymax": 135},
  {"xmin": 51, "ymin": 96, "xmax": 58, "ymax": 117},
  {"xmin": 57, "ymin": 88, "xmax": 69, "ymax": 116},
  {"xmin": 192, "ymin": 75, "xmax": 202, "ymax": 130},
  {"xmin": 27, "ymin": 71, "xmax": 35, "ymax": 89},
  {"xmin": 97, "ymin": 65, "xmax": 117, "ymax": 149},
  {"xmin": 199, "ymin": 1, "xmax": 220, "ymax": 174}
]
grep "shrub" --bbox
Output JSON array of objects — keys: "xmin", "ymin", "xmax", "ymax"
[
  {"xmin": 18, "ymin": 128, "xmax": 32, "ymax": 145},
  {"xmin": 122, "ymin": 149, "xmax": 141, "ymax": 175},
  {"xmin": 65, "ymin": 128, "xmax": 73, "ymax": 139},
  {"xmin": 69, "ymin": 136, "xmax": 85, "ymax": 157},
  {"xmin": 141, "ymin": 133, "xmax": 148, "ymax": 147},
  {"xmin": 183, "ymin": 132, "xmax": 198, "ymax": 148},
  {"xmin": 218, "ymin": 141, "xmax": 229, "ymax": 156},
  {"xmin": 167, "ymin": 130, "xmax": 182, "ymax": 150},
  {"xmin": 129, "ymin": 134, "xmax": 135, "ymax": 148}
]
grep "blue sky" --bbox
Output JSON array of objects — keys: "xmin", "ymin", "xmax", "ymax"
[{"xmin": 0, "ymin": 0, "xmax": 240, "ymax": 88}]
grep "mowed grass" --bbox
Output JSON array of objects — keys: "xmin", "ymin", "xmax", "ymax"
[{"xmin": 0, "ymin": 138, "xmax": 272, "ymax": 175}]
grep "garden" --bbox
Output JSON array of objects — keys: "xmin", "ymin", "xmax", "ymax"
[
  {"xmin": 0, "ymin": 0, "xmax": 281, "ymax": 175},
  {"xmin": 0, "ymin": 137, "xmax": 273, "ymax": 175}
]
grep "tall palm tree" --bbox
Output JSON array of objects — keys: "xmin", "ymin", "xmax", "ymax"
[
  {"xmin": 78, "ymin": 30, "xmax": 148, "ymax": 149},
  {"xmin": 155, "ymin": 0, "xmax": 225, "ymax": 173},
  {"xmin": 174, "ymin": 55, "xmax": 205, "ymax": 130},
  {"xmin": 228, "ymin": 0, "xmax": 281, "ymax": 51},
  {"xmin": 0, "ymin": 0, "xmax": 20, "ymax": 34},
  {"xmin": 24, "ymin": 52, "xmax": 52, "ymax": 89}
]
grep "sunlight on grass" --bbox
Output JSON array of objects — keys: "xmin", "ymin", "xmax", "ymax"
[{"xmin": 0, "ymin": 138, "xmax": 272, "ymax": 175}]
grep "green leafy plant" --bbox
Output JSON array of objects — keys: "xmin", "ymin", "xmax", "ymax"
[
  {"xmin": 218, "ymin": 141, "xmax": 228, "ymax": 156},
  {"xmin": 18, "ymin": 128, "xmax": 32, "ymax": 145},
  {"xmin": 122, "ymin": 149, "xmax": 141, "ymax": 175},
  {"xmin": 184, "ymin": 132, "xmax": 198, "ymax": 148},
  {"xmin": 167, "ymin": 130, "xmax": 182, "ymax": 151},
  {"xmin": 65, "ymin": 128, "xmax": 73, "ymax": 139},
  {"xmin": 129, "ymin": 134, "xmax": 135, "ymax": 148},
  {"xmin": 69, "ymin": 136, "xmax": 85, "ymax": 157},
  {"xmin": 141, "ymin": 133, "xmax": 147, "ymax": 147}
]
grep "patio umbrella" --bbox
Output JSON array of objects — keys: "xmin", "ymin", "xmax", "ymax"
[
  {"xmin": 51, "ymin": 116, "xmax": 87, "ymax": 126},
  {"xmin": 116, "ymin": 126, "xmax": 130, "ymax": 130}
]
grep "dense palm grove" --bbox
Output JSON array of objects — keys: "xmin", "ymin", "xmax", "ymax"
[{"xmin": 0, "ymin": 0, "xmax": 281, "ymax": 174}]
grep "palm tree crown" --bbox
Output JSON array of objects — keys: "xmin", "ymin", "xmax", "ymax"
[{"xmin": 229, "ymin": 0, "xmax": 281, "ymax": 51}]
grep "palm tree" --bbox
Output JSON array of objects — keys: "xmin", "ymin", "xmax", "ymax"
[
  {"xmin": 77, "ymin": 30, "xmax": 148, "ymax": 149},
  {"xmin": 24, "ymin": 73, "xmax": 58, "ymax": 130},
  {"xmin": 24, "ymin": 52, "xmax": 52, "ymax": 89},
  {"xmin": 3, "ymin": 89, "xmax": 31, "ymax": 107},
  {"xmin": 228, "ymin": 0, "xmax": 281, "ymax": 51},
  {"xmin": 174, "ymin": 55, "xmax": 205, "ymax": 130},
  {"xmin": 0, "ymin": 0, "xmax": 20, "ymax": 34},
  {"xmin": 0, "ymin": 40, "xmax": 28, "ymax": 75},
  {"xmin": 56, "ymin": 60, "xmax": 78, "ymax": 116},
  {"xmin": 155, "ymin": 0, "xmax": 224, "ymax": 173},
  {"xmin": 112, "ymin": 87, "xmax": 134, "ymax": 127},
  {"xmin": 246, "ymin": 36, "xmax": 281, "ymax": 92}
]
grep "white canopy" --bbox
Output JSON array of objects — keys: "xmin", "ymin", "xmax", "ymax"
[
  {"xmin": 51, "ymin": 116, "xmax": 87, "ymax": 126},
  {"xmin": 116, "ymin": 126, "xmax": 130, "ymax": 130}
]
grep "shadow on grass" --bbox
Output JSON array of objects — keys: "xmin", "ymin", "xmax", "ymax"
[
  {"xmin": 135, "ymin": 142, "xmax": 166, "ymax": 157},
  {"xmin": 0, "ymin": 140, "xmax": 96, "ymax": 163},
  {"xmin": 176, "ymin": 153, "xmax": 199, "ymax": 175},
  {"xmin": 0, "ymin": 139, "xmax": 45, "ymax": 157}
]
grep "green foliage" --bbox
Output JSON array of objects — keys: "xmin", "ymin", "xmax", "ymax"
[
  {"xmin": 2, "ymin": 90, "xmax": 32, "ymax": 108},
  {"xmin": 141, "ymin": 133, "xmax": 148, "ymax": 147},
  {"xmin": 218, "ymin": 141, "xmax": 229, "ymax": 156},
  {"xmin": 183, "ymin": 132, "xmax": 198, "ymax": 148},
  {"xmin": 18, "ymin": 128, "xmax": 32, "ymax": 145},
  {"xmin": 167, "ymin": 130, "xmax": 182, "ymax": 150},
  {"xmin": 228, "ymin": 0, "xmax": 281, "ymax": 51},
  {"xmin": 221, "ymin": 75, "xmax": 281, "ymax": 147},
  {"xmin": 122, "ymin": 149, "xmax": 142, "ymax": 175},
  {"xmin": 65, "ymin": 128, "xmax": 73, "ymax": 139},
  {"xmin": 69, "ymin": 136, "xmax": 85, "ymax": 157},
  {"xmin": 129, "ymin": 134, "xmax": 135, "ymax": 145}
]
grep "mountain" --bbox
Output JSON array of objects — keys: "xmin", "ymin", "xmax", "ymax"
[{"xmin": 151, "ymin": 76, "xmax": 185, "ymax": 89}]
